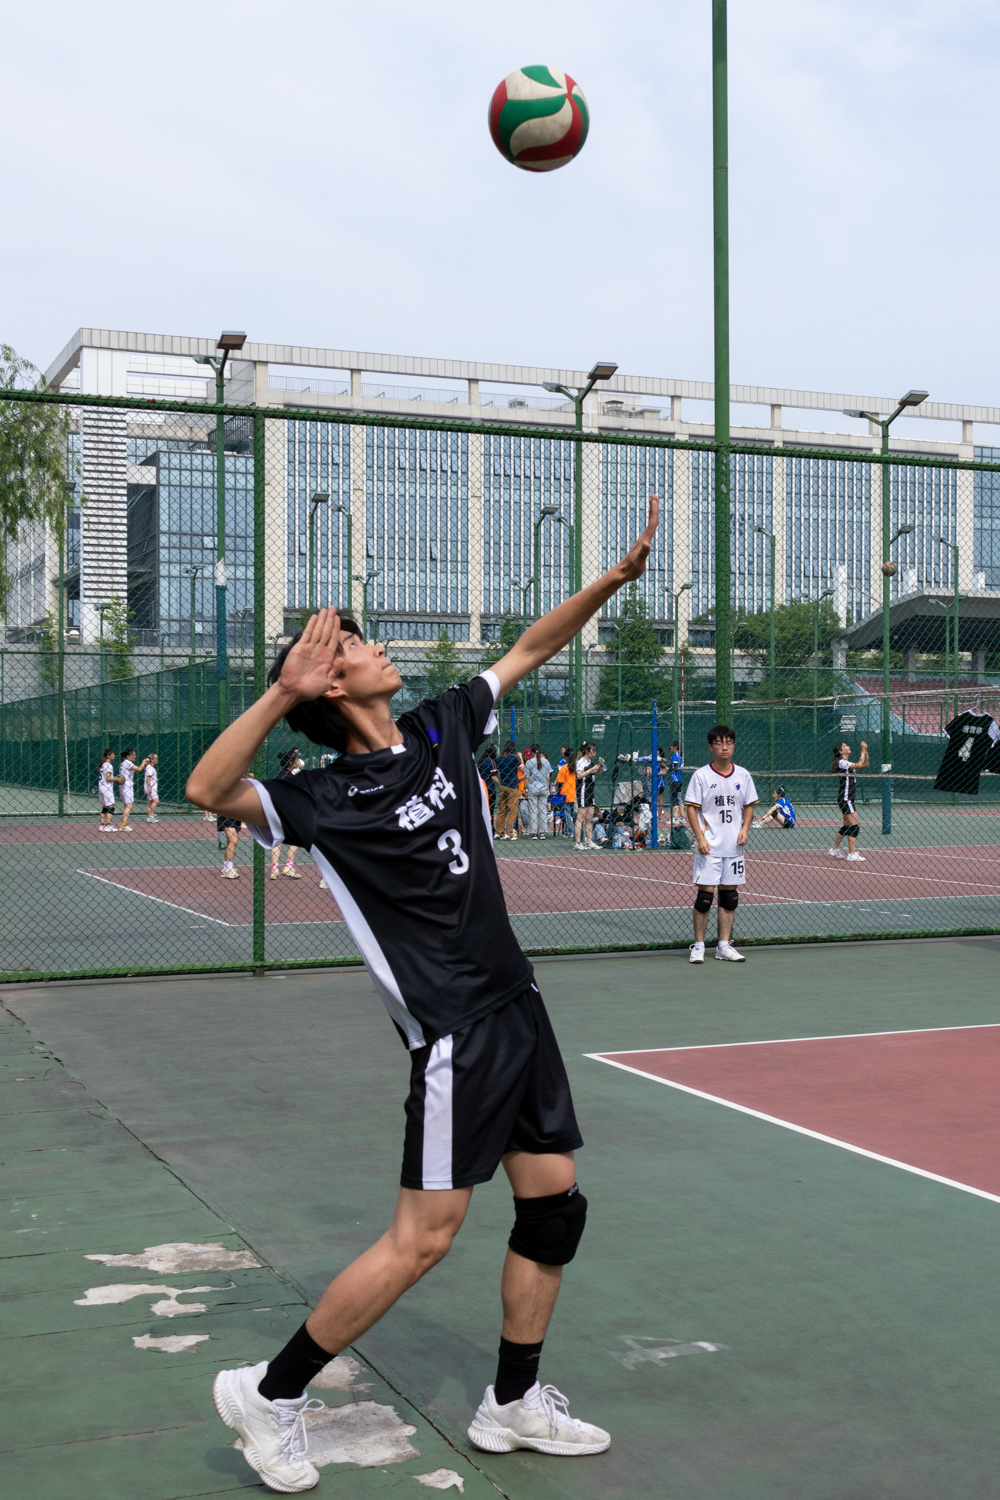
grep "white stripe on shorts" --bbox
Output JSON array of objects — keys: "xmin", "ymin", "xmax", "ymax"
[{"xmin": 421, "ymin": 1035, "xmax": 454, "ymax": 1190}]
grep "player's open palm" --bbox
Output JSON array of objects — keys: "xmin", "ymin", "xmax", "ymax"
[
  {"xmin": 618, "ymin": 494, "xmax": 660, "ymax": 581},
  {"xmin": 279, "ymin": 609, "xmax": 342, "ymax": 703}
]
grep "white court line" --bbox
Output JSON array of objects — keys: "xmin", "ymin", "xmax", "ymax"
[
  {"xmin": 594, "ymin": 1020, "xmax": 1000, "ymax": 1054},
  {"xmin": 76, "ymin": 870, "xmax": 232, "ymax": 926},
  {"xmin": 586, "ymin": 1050, "xmax": 1000, "ymax": 1207},
  {"xmin": 510, "ymin": 853, "xmax": 1000, "ymax": 893}
]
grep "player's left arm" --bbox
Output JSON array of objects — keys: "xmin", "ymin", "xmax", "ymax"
[
  {"xmin": 490, "ymin": 494, "xmax": 659, "ymax": 698},
  {"xmin": 853, "ymin": 741, "xmax": 869, "ymax": 770}
]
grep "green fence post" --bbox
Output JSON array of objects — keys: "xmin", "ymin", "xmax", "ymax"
[
  {"xmin": 712, "ymin": 0, "xmax": 732, "ymax": 725},
  {"xmin": 252, "ymin": 412, "xmax": 266, "ymax": 974}
]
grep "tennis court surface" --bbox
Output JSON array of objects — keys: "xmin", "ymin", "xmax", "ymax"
[
  {"xmin": 2, "ymin": 801, "xmax": 1000, "ymax": 979},
  {"xmin": 5, "ymin": 935, "xmax": 1000, "ymax": 1499}
]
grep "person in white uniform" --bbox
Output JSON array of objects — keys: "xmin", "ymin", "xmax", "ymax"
[
  {"xmin": 144, "ymin": 755, "xmax": 160, "ymax": 821},
  {"xmin": 97, "ymin": 748, "xmax": 118, "ymax": 830},
  {"xmin": 684, "ymin": 725, "xmax": 757, "ymax": 964},
  {"xmin": 118, "ymin": 749, "xmax": 149, "ymax": 832}
]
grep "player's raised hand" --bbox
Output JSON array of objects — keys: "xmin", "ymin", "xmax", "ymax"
[
  {"xmin": 278, "ymin": 608, "xmax": 343, "ymax": 703},
  {"xmin": 617, "ymin": 493, "xmax": 660, "ymax": 582}
]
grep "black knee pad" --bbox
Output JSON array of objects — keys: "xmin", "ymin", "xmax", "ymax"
[
  {"xmin": 508, "ymin": 1185, "xmax": 588, "ymax": 1266},
  {"xmin": 718, "ymin": 888, "xmax": 739, "ymax": 912},
  {"xmin": 694, "ymin": 888, "xmax": 715, "ymax": 914}
]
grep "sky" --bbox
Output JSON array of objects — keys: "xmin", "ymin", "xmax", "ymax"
[{"xmin": 2, "ymin": 0, "xmax": 998, "ymax": 409}]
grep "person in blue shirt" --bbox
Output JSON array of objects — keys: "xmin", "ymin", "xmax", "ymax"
[
  {"xmin": 668, "ymin": 741, "xmax": 684, "ymax": 826},
  {"xmin": 755, "ymin": 786, "xmax": 796, "ymax": 829}
]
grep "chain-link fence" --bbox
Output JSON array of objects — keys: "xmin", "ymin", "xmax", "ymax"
[{"xmin": 2, "ymin": 385, "xmax": 999, "ymax": 979}]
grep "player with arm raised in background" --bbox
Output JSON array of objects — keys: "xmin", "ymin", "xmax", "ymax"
[
  {"xmin": 186, "ymin": 497, "xmax": 659, "ymax": 1493},
  {"xmin": 685, "ymin": 725, "xmax": 757, "ymax": 964},
  {"xmin": 829, "ymin": 739, "xmax": 868, "ymax": 861}
]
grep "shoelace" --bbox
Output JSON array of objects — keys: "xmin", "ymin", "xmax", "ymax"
[
  {"xmin": 276, "ymin": 1398, "xmax": 325, "ymax": 1464},
  {"xmin": 524, "ymin": 1384, "xmax": 582, "ymax": 1437}
]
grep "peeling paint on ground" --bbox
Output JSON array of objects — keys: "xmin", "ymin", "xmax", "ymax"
[
  {"xmin": 85, "ymin": 1241, "xmax": 260, "ymax": 1273},
  {"xmin": 132, "ymin": 1333, "xmax": 210, "ymax": 1353},
  {"xmin": 310, "ymin": 1354, "xmax": 373, "ymax": 1391},
  {"xmin": 608, "ymin": 1334, "xmax": 727, "ymax": 1368},
  {"xmin": 74, "ymin": 1283, "xmax": 225, "ymax": 1316},
  {"xmin": 413, "ymin": 1468, "xmax": 465, "ymax": 1491}
]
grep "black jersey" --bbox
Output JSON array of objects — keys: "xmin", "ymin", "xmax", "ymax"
[
  {"xmin": 934, "ymin": 711, "xmax": 1000, "ymax": 794},
  {"xmin": 836, "ymin": 759, "xmax": 857, "ymax": 809},
  {"xmin": 250, "ymin": 673, "xmax": 533, "ymax": 1050}
]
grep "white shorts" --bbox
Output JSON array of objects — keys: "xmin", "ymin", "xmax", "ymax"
[
  {"xmin": 98, "ymin": 791, "xmax": 115, "ymax": 808},
  {"xmin": 121, "ymin": 783, "xmax": 135, "ymax": 803},
  {"xmin": 145, "ymin": 780, "xmax": 158, "ymax": 799},
  {"xmin": 692, "ymin": 851, "xmax": 747, "ymax": 887}
]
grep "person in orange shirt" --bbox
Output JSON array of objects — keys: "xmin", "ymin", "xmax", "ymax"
[{"xmin": 555, "ymin": 747, "xmax": 576, "ymax": 837}]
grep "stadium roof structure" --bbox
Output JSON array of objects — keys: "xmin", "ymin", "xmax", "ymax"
[{"xmin": 843, "ymin": 592, "xmax": 1000, "ymax": 656}]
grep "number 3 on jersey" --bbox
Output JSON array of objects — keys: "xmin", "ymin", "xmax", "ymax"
[{"xmin": 437, "ymin": 828, "xmax": 469, "ymax": 875}]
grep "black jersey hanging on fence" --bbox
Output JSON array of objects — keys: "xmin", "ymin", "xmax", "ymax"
[{"xmin": 933, "ymin": 711, "xmax": 1000, "ymax": 794}]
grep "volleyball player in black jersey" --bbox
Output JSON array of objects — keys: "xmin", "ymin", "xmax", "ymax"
[
  {"xmin": 829, "ymin": 739, "xmax": 868, "ymax": 861},
  {"xmin": 186, "ymin": 498, "xmax": 659, "ymax": 1492}
]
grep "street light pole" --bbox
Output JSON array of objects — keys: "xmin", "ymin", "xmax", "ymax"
[
  {"xmin": 353, "ymin": 569, "xmax": 379, "ymax": 640},
  {"xmin": 332, "ymin": 504, "xmax": 353, "ymax": 610},
  {"xmin": 844, "ymin": 392, "xmax": 928, "ymax": 833},
  {"xmin": 670, "ymin": 581, "xmax": 693, "ymax": 746},
  {"xmin": 812, "ymin": 588, "xmax": 834, "ymax": 736},
  {"xmin": 755, "ymin": 525, "xmax": 776, "ymax": 774},
  {"xmin": 712, "ymin": 0, "xmax": 732, "ymax": 727},
  {"xmin": 308, "ymin": 492, "xmax": 330, "ymax": 611},
  {"xmin": 195, "ymin": 330, "xmax": 246, "ymax": 738},
  {"xmin": 935, "ymin": 537, "xmax": 960, "ymax": 716},
  {"xmin": 533, "ymin": 506, "xmax": 558, "ymax": 741},
  {"xmin": 543, "ymin": 359, "xmax": 618, "ymax": 749}
]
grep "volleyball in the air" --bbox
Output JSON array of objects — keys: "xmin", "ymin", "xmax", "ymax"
[{"xmin": 488, "ymin": 66, "xmax": 590, "ymax": 173}]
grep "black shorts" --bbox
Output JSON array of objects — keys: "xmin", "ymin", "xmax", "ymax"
[
  {"xmin": 401, "ymin": 984, "xmax": 583, "ymax": 1191},
  {"xmin": 837, "ymin": 799, "xmax": 856, "ymax": 818},
  {"xmin": 216, "ymin": 816, "xmax": 241, "ymax": 832},
  {"xmin": 670, "ymin": 784, "xmax": 682, "ymax": 806}
]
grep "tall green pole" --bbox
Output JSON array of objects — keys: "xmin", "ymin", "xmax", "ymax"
[
  {"xmin": 252, "ymin": 414, "xmax": 266, "ymax": 974},
  {"xmin": 573, "ymin": 393, "xmax": 584, "ymax": 751},
  {"xmin": 56, "ymin": 493, "xmax": 67, "ymax": 815},
  {"xmin": 952, "ymin": 544, "xmax": 960, "ymax": 717},
  {"xmin": 308, "ymin": 502, "xmax": 318, "ymax": 611},
  {"xmin": 712, "ymin": 0, "xmax": 732, "ymax": 726},
  {"xmin": 345, "ymin": 514, "xmax": 353, "ymax": 610},
  {"xmin": 533, "ymin": 523, "xmax": 543, "ymax": 743},
  {"xmin": 767, "ymin": 535, "xmax": 775, "ymax": 776},
  {"xmin": 880, "ymin": 425, "xmax": 892, "ymax": 834},
  {"xmin": 215, "ymin": 365, "xmax": 228, "ymax": 738}
]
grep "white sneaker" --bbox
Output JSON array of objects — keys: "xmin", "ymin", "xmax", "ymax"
[
  {"xmin": 213, "ymin": 1362, "xmax": 322, "ymax": 1492},
  {"xmin": 715, "ymin": 941, "xmax": 746, "ymax": 962},
  {"xmin": 221, "ymin": 868, "xmax": 240, "ymax": 880},
  {"xmin": 574, "ymin": 842, "xmax": 586, "ymax": 851},
  {"xmin": 282, "ymin": 867, "xmax": 301, "ymax": 879},
  {"xmin": 828, "ymin": 847, "xmax": 844, "ymax": 858},
  {"xmin": 751, "ymin": 819, "xmax": 763, "ymax": 829},
  {"xmin": 468, "ymin": 1381, "xmax": 610, "ymax": 1457},
  {"xmin": 846, "ymin": 852, "xmax": 866, "ymax": 861},
  {"xmin": 270, "ymin": 867, "xmax": 280, "ymax": 881},
  {"xmin": 319, "ymin": 879, "xmax": 328, "ymax": 890},
  {"xmin": 147, "ymin": 815, "xmax": 160, "ymax": 822},
  {"xmin": 689, "ymin": 941, "xmax": 705, "ymax": 964}
]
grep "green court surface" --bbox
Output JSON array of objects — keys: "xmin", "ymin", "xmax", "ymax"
[{"xmin": 4, "ymin": 939, "xmax": 1000, "ymax": 1498}]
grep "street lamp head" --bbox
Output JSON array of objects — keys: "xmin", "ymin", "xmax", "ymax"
[
  {"xmin": 899, "ymin": 389, "xmax": 928, "ymax": 407},
  {"xmin": 896, "ymin": 523, "xmax": 915, "ymax": 535},
  {"xmin": 542, "ymin": 382, "xmax": 564, "ymax": 394},
  {"xmin": 218, "ymin": 331, "xmax": 247, "ymax": 351},
  {"xmin": 842, "ymin": 409, "xmax": 866, "ymax": 420},
  {"xmin": 588, "ymin": 360, "xmax": 618, "ymax": 382},
  {"xmin": 680, "ymin": 581, "xmax": 694, "ymax": 592},
  {"xmin": 539, "ymin": 505, "xmax": 558, "ymax": 517},
  {"xmin": 310, "ymin": 491, "xmax": 330, "ymax": 505}
]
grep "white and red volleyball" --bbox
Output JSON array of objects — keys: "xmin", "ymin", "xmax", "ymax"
[{"xmin": 488, "ymin": 66, "xmax": 590, "ymax": 173}]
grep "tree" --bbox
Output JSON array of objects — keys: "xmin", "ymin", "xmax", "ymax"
[
  {"xmin": 0, "ymin": 346, "xmax": 70, "ymax": 615},
  {"xmin": 595, "ymin": 586, "xmax": 674, "ymax": 711},
  {"xmin": 733, "ymin": 598, "xmax": 845, "ymax": 701},
  {"xmin": 37, "ymin": 610, "xmax": 59, "ymax": 688},
  {"xmin": 480, "ymin": 613, "xmax": 526, "ymax": 711},
  {"xmin": 103, "ymin": 596, "xmax": 134, "ymax": 681},
  {"xmin": 425, "ymin": 632, "xmax": 460, "ymax": 697}
]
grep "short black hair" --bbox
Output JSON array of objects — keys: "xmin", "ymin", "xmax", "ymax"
[
  {"xmin": 707, "ymin": 724, "xmax": 736, "ymax": 744},
  {"xmin": 266, "ymin": 612, "xmax": 364, "ymax": 752}
]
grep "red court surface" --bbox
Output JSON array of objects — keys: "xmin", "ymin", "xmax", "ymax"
[
  {"xmin": 593, "ymin": 1025, "xmax": 1000, "ymax": 1200},
  {"xmin": 78, "ymin": 842, "xmax": 1000, "ymax": 926}
]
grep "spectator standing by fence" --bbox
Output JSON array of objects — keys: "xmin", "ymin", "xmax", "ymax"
[
  {"xmin": 478, "ymin": 743, "xmax": 498, "ymax": 822},
  {"xmin": 144, "ymin": 755, "xmax": 160, "ymax": 822},
  {"xmin": 575, "ymin": 743, "xmax": 604, "ymax": 850},
  {"xmin": 524, "ymin": 747, "xmax": 552, "ymax": 838},
  {"xmin": 555, "ymin": 747, "xmax": 577, "ymax": 838},
  {"xmin": 270, "ymin": 748, "xmax": 304, "ymax": 879},
  {"xmin": 493, "ymin": 740, "xmax": 523, "ymax": 840}
]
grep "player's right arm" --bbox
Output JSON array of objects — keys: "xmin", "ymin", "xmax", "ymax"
[
  {"xmin": 853, "ymin": 741, "xmax": 869, "ymax": 770},
  {"xmin": 186, "ymin": 609, "xmax": 344, "ymax": 823}
]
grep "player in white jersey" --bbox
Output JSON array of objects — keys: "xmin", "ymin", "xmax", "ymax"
[
  {"xmin": 144, "ymin": 755, "xmax": 160, "ymax": 821},
  {"xmin": 97, "ymin": 747, "xmax": 118, "ymax": 830},
  {"xmin": 118, "ymin": 749, "xmax": 149, "ymax": 832},
  {"xmin": 684, "ymin": 725, "xmax": 757, "ymax": 964}
]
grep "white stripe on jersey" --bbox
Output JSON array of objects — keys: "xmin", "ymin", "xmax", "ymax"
[{"xmin": 421, "ymin": 1035, "xmax": 454, "ymax": 1190}]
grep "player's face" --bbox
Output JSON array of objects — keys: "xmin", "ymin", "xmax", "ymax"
[
  {"xmin": 709, "ymin": 735, "xmax": 734, "ymax": 766},
  {"xmin": 332, "ymin": 633, "xmax": 403, "ymax": 703}
]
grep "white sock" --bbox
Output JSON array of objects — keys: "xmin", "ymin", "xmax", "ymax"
[{"xmin": 222, "ymin": 860, "xmax": 233, "ymax": 871}]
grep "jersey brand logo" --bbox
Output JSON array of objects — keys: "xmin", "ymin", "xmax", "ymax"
[{"xmin": 349, "ymin": 784, "xmax": 385, "ymax": 796}]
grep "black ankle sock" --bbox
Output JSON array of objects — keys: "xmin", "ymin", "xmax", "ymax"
[
  {"xmin": 258, "ymin": 1322, "xmax": 334, "ymax": 1402},
  {"xmin": 495, "ymin": 1337, "xmax": 544, "ymax": 1406}
]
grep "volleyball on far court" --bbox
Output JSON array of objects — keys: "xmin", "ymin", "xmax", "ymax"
[{"xmin": 488, "ymin": 66, "xmax": 590, "ymax": 173}]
